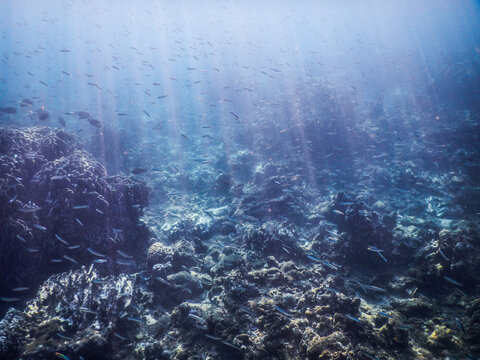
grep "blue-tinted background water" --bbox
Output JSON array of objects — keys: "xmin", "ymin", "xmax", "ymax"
[
  {"xmin": 1, "ymin": 0, "xmax": 479, "ymax": 174},
  {"xmin": 1, "ymin": 1, "xmax": 480, "ymax": 359}
]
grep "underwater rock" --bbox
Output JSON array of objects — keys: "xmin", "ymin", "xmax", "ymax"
[
  {"xmin": 227, "ymin": 150, "xmax": 256, "ymax": 183},
  {"xmin": 0, "ymin": 266, "xmax": 154, "ymax": 359},
  {"xmin": 306, "ymin": 331, "xmax": 350, "ymax": 360},
  {"xmin": 242, "ymin": 220, "xmax": 303, "ymax": 261},
  {"xmin": 390, "ymin": 298, "xmax": 433, "ymax": 318},
  {"xmin": 210, "ymin": 172, "xmax": 232, "ymax": 195},
  {"xmin": 0, "ymin": 127, "xmax": 149, "ymax": 309},
  {"xmin": 426, "ymin": 324, "xmax": 457, "ymax": 350}
]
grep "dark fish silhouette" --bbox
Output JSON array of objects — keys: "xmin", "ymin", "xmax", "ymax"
[
  {"xmin": 58, "ymin": 116, "xmax": 66, "ymax": 128},
  {"xmin": 38, "ymin": 111, "xmax": 49, "ymax": 120},
  {"xmin": 0, "ymin": 107, "xmax": 16, "ymax": 114},
  {"xmin": 132, "ymin": 168, "xmax": 147, "ymax": 175},
  {"xmin": 77, "ymin": 111, "xmax": 89, "ymax": 119},
  {"xmin": 88, "ymin": 118, "xmax": 102, "ymax": 127},
  {"xmin": 20, "ymin": 98, "xmax": 33, "ymax": 107}
]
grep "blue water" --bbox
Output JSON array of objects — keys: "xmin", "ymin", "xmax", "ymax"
[{"xmin": 1, "ymin": 1, "xmax": 479, "ymax": 163}]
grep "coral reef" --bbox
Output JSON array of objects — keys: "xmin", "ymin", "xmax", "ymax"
[
  {"xmin": 0, "ymin": 127, "xmax": 149, "ymax": 313},
  {"xmin": 1, "ymin": 103, "xmax": 480, "ymax": 360}
]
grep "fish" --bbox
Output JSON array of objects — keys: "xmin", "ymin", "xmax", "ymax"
[
  {"xmin": 68, "ymin": 245, "xmax": 80, "ymax": 250},
  {"xmin": 438, "ymin": 248, "xmax": 449, "ymax": 261},
  {"xmin": 0, "ymin": 297, "xmax": 20, "ymax": 302},
  {"xmin": 77, "ymin": 111, "xmax": 89, "ymax": 119},
  {"xmin": 157, "ymin": 95, "xmax": 168, "ymax": 99},
  {"xmin": 93, "ymin": 258, "xmax": 107, "ymax": 264},
  {"xmin": 345, "ymin": 314, "xmax": 361, "ymax": 322},
  {"xmin": 320, "ymin": 260, "xmax": 340, "ymax": 270},
  {"xmin": 205, "ymin": 334, "xmax": 222, "ymax": 341},
  {"xmin": 333, "ymin": 210, "xmax": 345, "ymax": 216},
  {"xmin": 12, "ymin": 287, "xmax": 29, "ymax": 292},
  {"xmin": 116, "ymin": 250, "xmax": 133, "ymax": 259},
  {"xmin": 33, "ymin": 224, "xmax": 47, "ymax": 231},
  {"xmin": 114, "ymin": 332, "xmax": 127, "ymax": 340},
  {"xmin": 367, "ymin": 246, "xmax": 388, "ymax": 262},
  {"xmin": 274, "ymin": 305, "xmax": 294, "ymax": 317},
  {"xmin": 155, "ymin": 277, "xmax": 171, "ymax": 286},
  {"xmin": 63, "ymin": 255, "xmax": 78, "ymax": 264},
  {"xmin": 143, "ymin": 110, "xmax": 150, "ymax": 117},
  {"xmin": 326, "ymin": 287, "xmax": 341, "ymax": 294},
  {"xmin": 87, "ymin": 82, "xmax": 101, "ymax": 90},
  {"xmin": 230, "ymin": 111, "xmax": 240, "ymax": 120},
  {"xmin": 79, "ymin": 307, "xmax": 98, "ymax": 315},
  {"xmin": 132, "ymin": 167, "xmax": 147, "ymax": 175},
  {"xmin": 38, "ymin": 111, "xmax": 49, "ymax": 120},
  {"xmin": 51, "ymin": 175, "xmax": 68, "ymax": 180},
  {"xmin": 181, "ymin": 133, "xmax": 190, "ymax": 140},
  {"xmin": 16, "ymin": 234, "xmax": 27, "ymax": 242},
  {"xmin": 95, "ymin": 208, "xmax": 104, "ymax": 214},
  {"xmin": 0, "ymin": 107, "xmax": 16, "ymax": 114},
  {"xmin": 116, "ymin": 259, "xmax": 134, "ymax": 266},
  {"xmin": 126, "ymin": 317, "xmax": 144, "ymax": 323},
  {"xmin": 443, "ymin": 276, "xmax": 462, "ymax": 287},
  {"xmin": 188, "ymin": 313, "xmax": 206, "ymax": 323},
  {"xmin": 221, "ymin": 340, "xmax": 241, "ymax": 351},
  {"xmin": 56, "ymin": 333, "xmax": 73, "ymax": 341},
  {"xmin": 58, "ymin": 116, "xmax": 66, "ymax": 128},
  {"xmin": 55, "ymin": 234, "xmax": 69, "ymax": 246},
  {"xmin": 60, "ymin": 49, "xmax": 71, "ymax": 52},
  {"xmin": 362, "ymin": 284, "xmax": 387, "ymax": 292},
  {"xmin": 72, "ymin": 205, "xmax": 89, "ymax": 209},
  {"xmin": 306, "ymin": 254, "xmax": 322, "ymax": 263},
  {"xmin": 39, "ymin": 80, "xmax": 48, "ymax": 86},
  {"xmin": 377, "ymin": 311, "xmax": 394, "ymax": 318},
  {"xmin": 75, "ymin": 218, "xmax": 84, "ymax": 226},
  {"xmin": 87, "ymin": 247, "xmax": 105, "ymax": 257},
  {"xmin": 20, "ymin": 98, "xmax": 33, "ymax": 106},
  {"xmin": 455, "ymin": 317, "xmax": 466, "ymax": 334},
  {"xmin": 88, "ymin": 118, "xmax": 102, "ymax": 127},
  {"xmin": 203, "ymin": 209, "xmax": 215, "ymax": 220},
  {"xmin": 18, "ymin": 205, "xmax": 41, "ymax": 213}
]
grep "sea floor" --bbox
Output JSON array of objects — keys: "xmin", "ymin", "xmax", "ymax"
[{"xmin": 0, "ymin": 120, "xmax": 479, "ymax": 360}]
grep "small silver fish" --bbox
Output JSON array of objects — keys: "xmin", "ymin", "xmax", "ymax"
[
  {"xmin": 126, "ymin": 317, "xmax": 144, "ymax": 323},
  {"xmin": 55, "ymin": 234, "xmax": 69, "ymax": 246},
  {"xmin": 116, "ymin": 250, "xmax": 133, "ymax": 259},
  {"xmin": 443, "ymin": 276, "xmax": 462, "ymax": 287},
  {"xmin": 345, "ymin": 314, "xmax": 361, "ymax": 322},
  {"xmin": 72, "ymin": 205, "xmax": 89, "ymax": 210},
  {"xmin": 63, "ymin": 255, "xmax": 78, "ymax": 264},
  {"xmin": 79, "ymin": 307, "xmax": 98, "ymax": 315},
  {"xmin": 274, "ymin": 305, "xmax": 294, "ymax": 317},
  {"xmin": 0, "ymin": 297, "xmax": 20, "ymax": 302},
  {"xmin": 12, "ymin": 287, "xmax": 29, "ymax": 292},
  {"xmin": 87, "ymin": 248, "xmax": 105, "ymax": 257}
]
